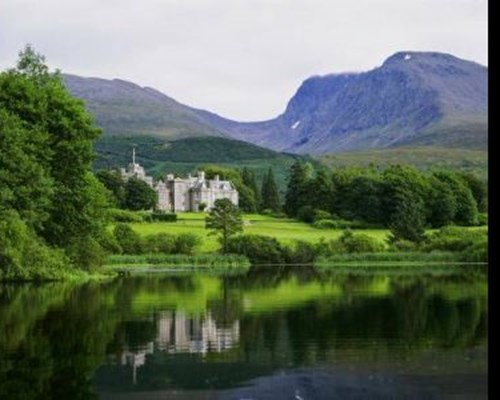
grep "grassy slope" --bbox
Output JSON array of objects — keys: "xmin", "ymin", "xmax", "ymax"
[
  {"xmin": 129, "ymin": 213, "xmax": 390, "ymax": 253},
  {"xmin": 319, "ymin": 146, "xmax": 488, "ymax": 180},
  {"xmin": 94, "ymin": 135, "xmax": 318, "ymax": 193}
]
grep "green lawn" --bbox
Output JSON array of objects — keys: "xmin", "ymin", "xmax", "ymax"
[{"xmin": 129, "ymin": 213, "xmax": 391, "ymax": 253}]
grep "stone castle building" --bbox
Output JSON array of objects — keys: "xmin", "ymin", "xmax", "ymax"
[{"xmin": 120, "ymin": 148, "xmax": 238, "ymax": 212}]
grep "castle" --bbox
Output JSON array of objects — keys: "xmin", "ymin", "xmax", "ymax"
[{"xmin": 120, "ymin": 148, "xmax": 239, "ymax": 212}]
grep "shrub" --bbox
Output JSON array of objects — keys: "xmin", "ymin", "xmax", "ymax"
[
  {"xmin": 477, "ymin": 213, "xmax": 488, "ymax": 226},
  {"xmin": 113, "ymin": 223, "xmax": 144, "ymax": 254},
  {"xmin": 226, "ymin": 234, "xmax": 288, "ymax": 264},
  {"xmin": 67, "ymin": 237, "xmax": 106, "ymax": 270},
  {"xmin": 336, "ymin": 230, "xmax": 384, "ymax": 253},
  {"xmin": 313, "ymin": 219, "xmax": 380, "ymax": 230},
  {"xmin": 99, "ymin": 231, "xmax": 123, "ymax": 254},
  {"xmin": 313, "ymin": 219, "xmax": 338, "ymax": 229},
  {"xmin": 313, "ymin": 209, "xmax": 332, "ymax": 221},
  {"xmin": 108, "ymin": 208, "xmax": 144, "ymax": 223},
  {"xmin": 143, "ymin": 233, "xmax": 176, "ymax": 254},
  {"xmin": 271, "ymin": 211, "xmax": 288, "ymax": 219},
  {"xmin": 0, "ymin": 210, "xmax": 70, "ymax": 280},
  {"xmin": 422, "ymin": 226, "xmax": 487, "ymax": 254},
  {"xmin": 174, "ymin": 233, "xmax": 201, "ymax": 255},
  {"xmin": 388, "ymin": 239, "xmax": 419, "ymax": 252},
  {"xmin": 297, "ymin": 205, "xmax": 315, "ymax": 223},
  {"xmin": 151, "ymin": 212, "xmax": 178, "ymax": 222},
  {"xmin": 287, "ymin": 240, "xmax": 317, "ymax": 264}
]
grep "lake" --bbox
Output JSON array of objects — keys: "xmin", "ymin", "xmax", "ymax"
[{"xmin": 0, "ymin": 266, "xmax": 487, "ymax": 399}]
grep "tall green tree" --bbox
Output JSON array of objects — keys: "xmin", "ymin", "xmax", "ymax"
[
  {"xmin": 307, "ymin": 170, "xmax": 334, "ymax": 213},
  {"xmin": 241, "ymin": 167, "xmax": 261, "ymax": 207},
  {"xmin": 0, "ymin": 45, "xmax": 109, "ymax": 269},
  {"xmin": 458, "ymin": 172, "xmax": 487, "ymax": 213},
  {"xmin": 284, "ymin": 161, "xmax": 309, "ymax": 216},
  {"xmin": 96, "ymin": 169, "xmax": 126, "ymax": 207},
  {"xmin": 124, "ymin": 177, "xmax": 157, "ymax": 211},
  {"xmin": 205, "ymin": 198, "xmax": 244, "ymax": 253},
  {"xmin": 427, "ymin": 175, "xmax": 457, "ymax": 228},
  {"xmin": 388, "ymin": 194, "xmax": 426, "ymax": 243},
  {"xmin": 433, "ymin": 171, "xmax": 478, "ymax": 226},
  {"xmin": 261, "ymin": 168, "xmax": 281, "ymax": 212}
]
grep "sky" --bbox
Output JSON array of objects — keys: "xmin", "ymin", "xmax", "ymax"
[{"xmin": 0, "ymin": 0, "xmax": 487, "ymax": 121}]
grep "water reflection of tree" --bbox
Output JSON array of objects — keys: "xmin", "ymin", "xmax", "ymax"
[{"xmin": 0, "ymin": 272, "xmax": 487, "ymax": 396}]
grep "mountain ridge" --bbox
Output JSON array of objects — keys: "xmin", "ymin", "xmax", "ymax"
[{"xmin": 63, "ymin": 51, "xmax": 487, "ymax": 155}]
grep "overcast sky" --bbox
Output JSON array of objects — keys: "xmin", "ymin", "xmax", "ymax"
[{"xmin": 0, "ymin": 0, "xmax": 487, "ymax": 121}]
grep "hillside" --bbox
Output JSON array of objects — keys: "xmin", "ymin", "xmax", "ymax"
[
  {"xmin": 319, "ymin": 147, "xmax": 488, "ymax": 180},
  {"xmin": 94, "ymin": 136, "xmax": 314, "ymax": 192},
  {"xmin": 219, "ymin": 52, "xmax": 487, "ymax": 154},
  {"xmin": 63, "ymin": 74, "xmax": 228, "ymax": 139}
]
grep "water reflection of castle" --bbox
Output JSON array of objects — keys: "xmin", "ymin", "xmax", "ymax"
[
  {"xmin": 116, "ymin": 310, "xmax": 240, "ymax": 384},
  {"xmin": 156, "ymin": 310, "xmax": 239, "ymax": 354}
]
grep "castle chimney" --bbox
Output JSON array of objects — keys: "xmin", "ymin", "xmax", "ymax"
[
  {"xmin": 215, "ymin": 174, "xmax": 220, "ymax": 182},
  {"xmin": 200, "ymin": 171, "xmax": 205, "ymax": 180}
]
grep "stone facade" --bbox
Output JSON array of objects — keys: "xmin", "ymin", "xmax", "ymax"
[{"xmin": 120, "ymin": 149, "xmax": 238, "ymax": 212}]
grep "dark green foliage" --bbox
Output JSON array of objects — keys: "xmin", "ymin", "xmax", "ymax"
[
  {"xmin": 108, "ymin": 208, "xmax": 144, "ymax": 223},
  {"xmin": 238, "ymin": 185, "xmax": 258, "ymax": 213},
  {"xmin": 284, "ymin": 160, "xmax": 310, "ymax": 216},
  {"xmin": 284, "ymin": 161, "xmax": 480, "ymax": 232},
  {"xmin": 113, "ymin": 223, "xmax": 143, "ymax": 255},
  {"xmin": 98, "ymin": 231, "xmax": 123, "ymax": 254},
  {"xmin": 96, "ymin": 169, "xmax": 125, "ymax": 207},
  {"xmin": 421, "ymin": 226, "xmax": 488, "ymax": 263},
  {"xmin": 307, "ymin": 170, "xmax": 334, "ymax": 212},
  {"xmin": 124, "ymin": 177, "xmax": 157, "ymax": 211},
  {"xmin": 150, "ymin": 212, "xmax": 177, "ymax": 222},
  {"xmin": 433, "ymin": 172, "xmax": 478, "ymax": 226},
  {"xmin": 241, "ymin": 167, "xmax": 261, "ymax": 208},
  {"xmin": 0, "ymin": 210, "xmax": 69, "ymax": 280},
  {"xmin": 334, "ymin": 230, "xmax": 385, "ymax": 253},
  {"xmin": 226, "ymin": 234, "xmax": 288, "ymax": 264},
  {"xmin": 388, "ymin": 195, "xmax": 426, "ymax": 243},
  {"xmin": 143, "ymin": 233, "xmax": 176, "ymax": 254},
  {"xmin": 297, "ymin": 205, "xmax": 316, "ymax": 223},
  {"xmin": 173, "ymin": 233, "xmax": 202, "ymax": 255},
  {"xmin": 260, "ymin": 167, "xmax": 281, "ymax": 212},
  {"xmin": 427, "ymin": 176, "xmax": 457, "ymax": 228},
  {"xmin": 477, "ymin": 213, "xmax": 487, "ymax": 226},
  {"xmin": 458, "ymin": 172, "xmax": 487, "ymax": 213},
  {"xmin": 0, "ymin": 45, "xmax": 109, "ymax": 275},
  {"xmin": 287, "ymin": 241, "xmax": 317, "ymax": 264},
  {"xmin": 205, "ymin": 198, "xmax": 244, "ymax": 253}
]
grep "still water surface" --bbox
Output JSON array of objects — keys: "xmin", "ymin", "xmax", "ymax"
[{"xmin": 0, "ymin": 266, "xmax": 487, "ymax": 399}]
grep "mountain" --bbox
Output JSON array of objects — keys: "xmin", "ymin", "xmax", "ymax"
[
  {"xmin": 63, "ymin": 51, "xmax": 487, "ymax": 155},
  {"xmin": 215, "ymin": 52, "xmax": 488, "ymax": 154},
  {"xmin": 63, "ymin": 74, "xmax": 229, "ymax": 139}
]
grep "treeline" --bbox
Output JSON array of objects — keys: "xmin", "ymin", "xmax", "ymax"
[
  {"xmin": 1, "ymin": 46, "xmax": 110, "ymax": 279},
  {"xmin": 283, "ymin": 161, "xmax": 487, "ymax": 241}
]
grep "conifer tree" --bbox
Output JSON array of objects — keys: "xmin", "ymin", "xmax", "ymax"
[
  {"xmin": 260, "ymin": 168, "xmax": 281, "ymax": 212},
  {"xmin": 284, "ymin": 160, "xmax": 309, "ymax": 216}
]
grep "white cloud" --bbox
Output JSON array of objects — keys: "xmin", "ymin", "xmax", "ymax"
[{"xmin": 0, "ymin": 0, "xmax": 487, "ymax": 121}]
